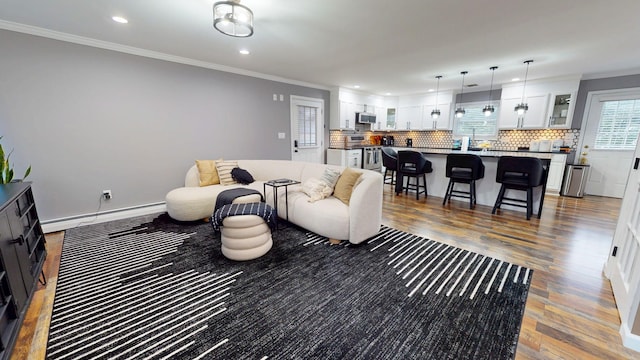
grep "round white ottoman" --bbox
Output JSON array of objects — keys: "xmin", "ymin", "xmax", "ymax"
[{"xmin": 221, "ymin": 214, "xmax": 272, "ymax": 261}]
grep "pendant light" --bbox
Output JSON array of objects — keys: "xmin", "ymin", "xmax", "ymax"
[
  {"xmin": 431, "ymin": 75, "xmax": 443, "ymax": 119},
  {"xmin": 483, "ymin": 66, "xmax": 498, "ymax": 116},
  {"xmin": 454, "ymin": 71, "xmax": 468, "ymax": 118},
  {"xmin": 514, "ymin": 60, "xmax": 533, "ymax": 115}
]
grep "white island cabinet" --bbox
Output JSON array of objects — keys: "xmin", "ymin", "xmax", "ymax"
[
  {"xmin": 391, "ymin": 148, "xmax": 561, "ymax": 216},
  {"xmin": 545, "ymin": 153, "xmax": 568, "ymax": 194}
]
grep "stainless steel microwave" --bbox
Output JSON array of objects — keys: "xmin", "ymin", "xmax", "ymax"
[{"xmin": 356, "ymin": 112, "xmax": 376, "ymax": 124}]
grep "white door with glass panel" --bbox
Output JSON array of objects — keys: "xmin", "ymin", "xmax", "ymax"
[
  {"xmin": 290, "ymin": 96, "xmax": 324, "ymax": 163},
  {"xmin": 605, "ymin": 132, "xmax": 640, "ymax": 350},
  {"xmin": 580, "ymin": 89, "xmax": 640, "ymax": 198}
]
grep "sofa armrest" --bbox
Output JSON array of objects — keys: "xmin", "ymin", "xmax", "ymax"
[{"xmin": 348, "ymin": 170, "xmax": 383, "ymax": 244}]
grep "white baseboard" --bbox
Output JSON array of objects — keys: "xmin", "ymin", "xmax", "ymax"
[
  {"xmin": 41, "ymin": 202, "xmax": 167, "ymax": 233},
  {"xmin": 620, "ymin": 321, "xmax": 640, "ymax": 351}
]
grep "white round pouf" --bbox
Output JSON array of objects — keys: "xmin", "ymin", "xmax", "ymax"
[{"xmin": 221, "ymin": 214, "xmax": 272, "ymax": 261}]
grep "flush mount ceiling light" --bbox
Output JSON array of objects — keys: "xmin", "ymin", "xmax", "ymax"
[
  {"xmin": 213, "ymin": 0, "xmax": 254, "ymax": 37},
  {"xmin": 431, "ymin": 75, "xmax": 443, "ymax": 119},
  {"xmin": 112, "ymin": 16, "xmax": 128, "ymax": 24},
  {"xmin": 483, "ymin": 66, "xmax": 498, "ymax": 116},
  {"xmin": 455, "ymin": 71, "xmax": 468, "ymax": 118},
  {"xmin": 514, "ymin": 60, "xmax": 533, "ymax": 115}
]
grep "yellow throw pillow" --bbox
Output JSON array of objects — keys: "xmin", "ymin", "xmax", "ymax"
[
  {"xmin": 216, "ymin": 160, "xmax": 239, "ymax": 185},
  {"xmin": 196, "ymin": 159, "xmax": 222, "ymax": 186},
  {"xmin": 333, "ymin": 168, "xmax": 362, "ymax": 205}
]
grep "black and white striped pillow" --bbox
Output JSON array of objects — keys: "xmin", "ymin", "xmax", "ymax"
[{"xmin": 215, "ymin": 160, "xmax": 239, "ymax": 185}]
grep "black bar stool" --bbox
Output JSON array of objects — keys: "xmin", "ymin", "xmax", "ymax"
[
  {"xmin": 381, "ymin": 147, "xmax": 397, "ymax": 186},
  {"xmin": 396, "ymin": 150, "xmax": 433, "ymax": 200},
  {"xmin": 442, "ymin": 154, "xmax": 485, "ymax": 209},
  {"xmin": 492, "ymin": 156, "xmax": 545, "ymax": 220}
]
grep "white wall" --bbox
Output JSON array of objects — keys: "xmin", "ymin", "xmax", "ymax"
[{"xmin": 0, "ymin": 30, "xmax": 329, "ymax": 223}]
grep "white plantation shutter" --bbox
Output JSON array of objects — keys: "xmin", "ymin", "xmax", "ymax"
[
  {"xmin": 453, "ymin": 101, "xmax": 499, "ymax": 139},
  {"xmin": 297, "ymin": 105, "xmax": 318, "ymax": 147},
  {"xmin": 595, "ymin": 99, "xmax": 640, "ymax": 150}
]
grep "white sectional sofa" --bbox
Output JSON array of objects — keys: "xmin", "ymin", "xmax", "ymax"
[{"xmin": 165, "ymin": 160, "xmax": 383, "ymax": 244}]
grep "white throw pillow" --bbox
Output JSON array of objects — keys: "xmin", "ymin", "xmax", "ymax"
[
  {"xmin": 320, "ymin": 167, "xmax": 341, "ymax": 190},
  {"xmin": 302, "ymin": 178, "xmax": 333, "ymax": 203}
]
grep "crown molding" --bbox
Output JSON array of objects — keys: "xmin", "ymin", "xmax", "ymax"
[{"xmin": 0, "ymin": 20, "xmax": 331, "ymax": 91}]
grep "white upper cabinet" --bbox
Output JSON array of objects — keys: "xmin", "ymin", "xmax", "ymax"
[
  {"xmin": 498, "ymin": 94, "xmax": 550, "ymax": 129},
  {"xmin": 547, "ymin": 92, "xmax": 576, "ymax": 128},
  {"xmin": 330, "ymin": 87, "xmax": 388, "ymax": 130},
  {"xmin": 396, "ymin": 105, "xmax": 423, "ymax": 130},
  {"xmin": 334, "ymin": 100, "xmax": 356, "ymax": 130},
  {"xmin": 498, "ymin": 77, "xmax": 580, "ymax": 130},
  {"xmin": 421, "ymin": 102, "xmax": 451, "ymax": 130},
  {"xmin": 371, "ymin": 106, "xmax": 388, "ymax": 131}
]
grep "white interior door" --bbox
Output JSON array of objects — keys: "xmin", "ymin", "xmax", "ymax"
[
  {"xmin": 580, "ymin": 90, "xmax": 640, "ymax": 197},
  {"xmin": 290, "ymin": 96, "xmax": 324, "ymax": 163},
  {"xmin": 605, "ymin": 133, "xmax": 640, "ymax": 350}
]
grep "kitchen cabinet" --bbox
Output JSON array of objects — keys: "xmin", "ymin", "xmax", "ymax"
[
  {"xmin": 547, "ymin": 92, "xmax": 576, "ymax": 128},
  {"xmin": 327, "ymin": 148, "xmax": 362, "ymax": 168},
  {"xmin": 330, "ymin": 101, "xmax": 357, "ymax": 130},
  {"xmin": 395, "ymin": 105, "xmax": 423, "ymax": 130},
  {"xmin": 546, "ymin": 154, "xmax": 568, "ymax": 193},
  {"xmin": 498, "ymin": 94, "xmax": 550, "ymax": 129},
  {"xmin": 0, "ymin": 183, "xmax": 46, "ymax": 359},
  {"xmin": 421, "ymin": 103, "xmax": 451, "ymax": 130},
  {"xmin": 372, "ymin": 106, "xmax": 389, "ymax": 131}
]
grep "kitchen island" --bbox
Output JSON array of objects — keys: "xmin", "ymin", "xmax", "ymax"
[{"xmin": 390, "ymin": 148, "xmax": 569, "ymax": 217}]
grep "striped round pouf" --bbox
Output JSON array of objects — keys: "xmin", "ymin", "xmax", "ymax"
[{"xmin": 221, "ymin": 214, "xmax": 272, "ymax": 261}]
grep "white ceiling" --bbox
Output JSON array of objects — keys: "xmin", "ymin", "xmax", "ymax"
[{"xmin": 1, "ymin": 0, "xmax": 640, "ymax": 96}]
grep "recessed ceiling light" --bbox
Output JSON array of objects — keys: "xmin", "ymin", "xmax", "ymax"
[
  {"xmin": 385, "ymin": 92, "xmax": 391, "ymax": 96},
  {"xmin": 428, "ymin": 89, "xmax": 435, "ymax": 92},
  {"xmin": 512, "ymin": 77, "xmax": 520, "ymax": 82},
  {"xmin": 239, "ymin": 49, "xmax": 250, "ymax": 55},
  {"xmin": 112, "ymin": 16, "xmax": 128, "ymax": 24},
  {"xmin": 353, "ymin": 85, "xmax": 360, "ymax": 89}
]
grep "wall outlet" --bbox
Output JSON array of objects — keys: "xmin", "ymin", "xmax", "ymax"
[
  {"xmin": 102, "ymin": 190, "xmax": 112, "ymax": 200},
  {"xmin": 278, "ymin": 132, "xmax": 286, "ymax": 139}
]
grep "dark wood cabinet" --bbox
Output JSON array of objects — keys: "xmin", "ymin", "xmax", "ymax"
[{"xmin": 0, "ymin": 183, "xmax": 46, "ymax": 358}]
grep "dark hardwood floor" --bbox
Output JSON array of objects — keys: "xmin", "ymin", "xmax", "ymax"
[{"xmin": 12, "ymin": 187, "xmax": 640, "ymax": 359}]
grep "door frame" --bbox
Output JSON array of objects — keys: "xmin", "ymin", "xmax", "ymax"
[
  {"xmin": 578, "ymin": 87, "xmax": 640, "ymax": 150},
  {"xmin": 577, "ymin": 87, "xmax": 640, "ymax": 197},
  {"xmin": 290, "ymin": 95, "xmax": 325, "ymax": 163}
]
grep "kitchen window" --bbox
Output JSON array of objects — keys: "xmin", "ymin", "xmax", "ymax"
[{"xmin": 452, "ymin": 101, "xmax": 499, "ymax": 140}]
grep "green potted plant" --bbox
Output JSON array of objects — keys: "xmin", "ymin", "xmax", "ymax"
[{"xmin": 0, "ymin": 136, "xmax": 31, "ymax": 184}]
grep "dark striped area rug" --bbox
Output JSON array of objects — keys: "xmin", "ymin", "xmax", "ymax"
[{"xmin": 47, "ymin": 213, "xmax": 531, "ymax": 359}]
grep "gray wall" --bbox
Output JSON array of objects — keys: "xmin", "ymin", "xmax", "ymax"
[
  {"xmin": 0, "ymin": 30, "xmax": 330, "ymax": 222},
  {"xmin": 572, "ymin": 74, "xmax": 640, "ymax": 128}
]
